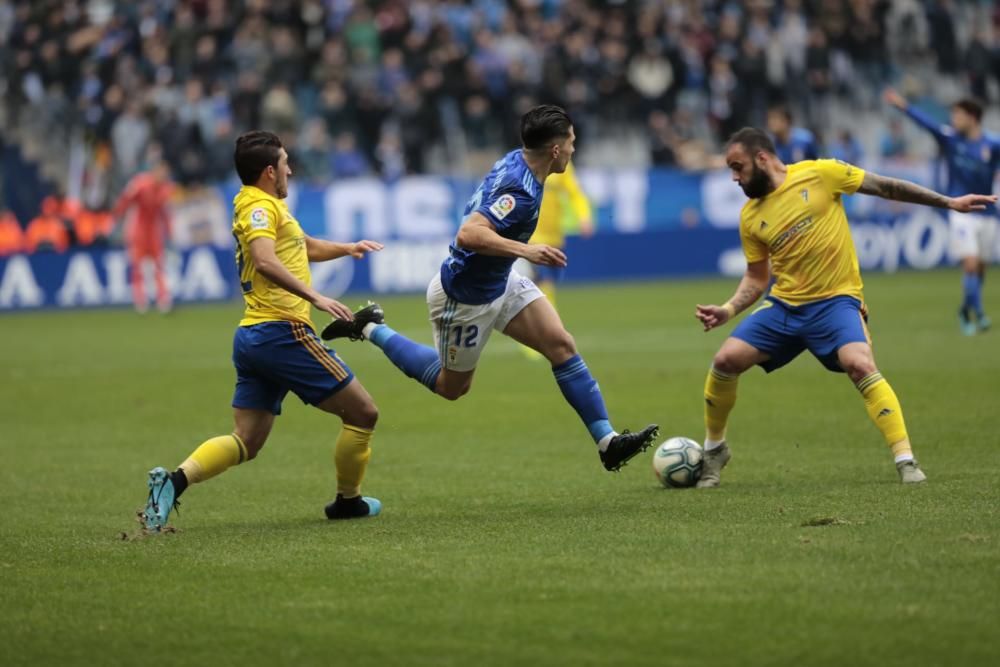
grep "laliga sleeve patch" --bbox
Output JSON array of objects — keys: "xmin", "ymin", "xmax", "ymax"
[
  {"xmin": 489, "ymin": 194, "xmax": 516, "ymax": 220},
  {"xmin": 249, "ymin": 207, "xmax": 271, "ymax": 230}
]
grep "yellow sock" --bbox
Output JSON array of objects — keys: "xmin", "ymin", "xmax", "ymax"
[
  {"xmin": 856, "ymin": 372, "xmax": 911, "ymax": 458},
  {"xmin": 178, "ymin": 433, "xmax": 247, "ymax": 484},
  {"xmin": 335, "ymin": 425, "xmax": 373, "ymax": 498},
  {"xmin": 704, "ymin": 366, "xmax": 739, "ymax": 442}
]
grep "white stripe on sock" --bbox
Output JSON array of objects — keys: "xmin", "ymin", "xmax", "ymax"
[{"xmin": 597, "ymin": 432, "xmax": 617, "ymax": 452}]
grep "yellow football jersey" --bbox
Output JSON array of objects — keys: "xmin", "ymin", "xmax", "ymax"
[
  {"xmin": 232, "ymin": 185, "xmax": 312, "ymax": 327},
  {"xmin": 739, "ymin": 159, "xmax": 866, "ymax": 306},
  {"xmin": 531, "ymin": 162, "xmax": 592, "ymax": 247}
]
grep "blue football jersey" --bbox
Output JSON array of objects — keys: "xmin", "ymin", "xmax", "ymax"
[
  {"xmin": 440, "ymin": 149, "xmax": 543, "ymax": 304},
  {"xmin": 773, "ymin": 127, "xmax": 819, "ymax": 164},
  {"xmin": 903, "ymin": 106, "xmax": 1000, "ymax": 215}
]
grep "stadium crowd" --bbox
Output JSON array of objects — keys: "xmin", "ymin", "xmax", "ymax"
[{"xmin": 1, "ymin": 0, "xmax": 999, "ymax": 255}]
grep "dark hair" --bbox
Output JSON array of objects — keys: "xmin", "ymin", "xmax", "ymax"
[
  {"xmin": 953, "ymin": 98, "xmax": 983, "ymax": 123},
  {"xmin": 727, "ymin": 127, "xmax": 777, "ymax": 157},
  {"xmin": 234, "ymin": 131, "xmax": 283, "ymax": 185},
  {"xmin": 768, "ymin": 104, "xmax": 792, "ymax": 123},
  {"xmin": 520, "ymin": 105, "xmax": 572, "ymax": 150}
]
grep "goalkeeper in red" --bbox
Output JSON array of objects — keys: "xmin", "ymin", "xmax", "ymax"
[{"xmin": 695, "ymin": 128, "xmax": 997, "ymax": 487}]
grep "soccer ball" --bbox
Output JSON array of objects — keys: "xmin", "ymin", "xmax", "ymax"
[{"xmin": 652, "ymin": 437, "xmax": 703, "ymax": 488}]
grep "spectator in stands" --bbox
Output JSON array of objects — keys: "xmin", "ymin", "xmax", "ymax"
[
  {"xmin": 965, "ymin": 29, "xmax": 994, "ymax": 102},
  {"xmin": 329, "ymin": 132, "xmax": 369, "ymax": 179},
  {"xmin": 880, "ymin": 118, "xmax": 910, "ymax": 160},
  {"xmin": 73, "ymin": 209, "xmax": 115, "ymax": 249},
  {"xmin": 829, "ymin": 129, "xmax": 864, "ymax": 165},
  {"xmin": 296, "ymin": 118, "xmax": 333, "ymax": 186},
  {"xmin": 0, "ymin": 208, "xmax": 25, "ymax": 257},
  {"xmin": 804, "ymin": 26, "xmax": 833, "ymax": 128},
  {"xmin": 927, "ymin": 0, "xmax": 960, "ymax": 74},
  {"xmin": 766, "ymin": 105, "xmax": 819, "ymax": 164},
  {"xmin": 647, "ymin": 110, "xmax": 678, "ymax": 168},
  {"xmin": 25, "ymin": 197, "xmax": 70, "ymax": 254}
]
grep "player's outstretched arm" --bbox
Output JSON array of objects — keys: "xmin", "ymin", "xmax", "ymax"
[
  {"xmin": 248, "ymin": 237, "xmax": 354, "ymax": 320},
  {"xmin": 695, "ymin": 260, "xmax": 769, "ymax": 332},
  {"xmin": 883, "ymin": 88, "xmax": 950, "ymax": 142},
  {"xmin": 856, "ymin": 172, "xmax": 998, "ymax": 212},
  {"xmin": 457, "ymin": 212, "xmax": 567, "ymax": 267},
  {"xmin": 305, "ymin": 236, "xmax": 384, "ymax": 262}
]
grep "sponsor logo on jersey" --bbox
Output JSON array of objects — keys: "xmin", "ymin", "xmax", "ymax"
[
  {"xmin": 771, "ymin": 215, "xmax": 815, "ymax": 252},
  {"xmin": 489, "ymin": 194, "xmax": 516, "ymax": 220},
  {"xmin": 249, "ymin": 207, "xmax": 270, "ymax": 230}
]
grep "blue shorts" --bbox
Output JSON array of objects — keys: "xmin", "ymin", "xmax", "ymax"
[
  {"xmin": 232, "ymin": 321, "xmax": 355, "ymax": 415},
  {"xmin": 731, "ymin": 295, "xmax": 871, "ymax": 373}
]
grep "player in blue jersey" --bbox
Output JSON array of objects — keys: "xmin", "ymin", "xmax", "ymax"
[
  {"xmin": 767, "ymin": 105, "xmax": 819, "ymax": 164},
  {"xmin": 323, "ymin": 105, "xmax": 659, "ymax": 472},
  {"xmin": 886, "ymin": 90, "xmax": 1000, "ymax": 335}
]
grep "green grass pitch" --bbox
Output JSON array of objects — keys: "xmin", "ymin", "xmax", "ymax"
[{"xmin": 1, "ymin": 270, "xmax": 997, "ymax": 666}]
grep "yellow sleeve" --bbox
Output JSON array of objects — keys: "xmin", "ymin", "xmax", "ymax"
[
  {"xmin": 813, "ymin": 159, "xmax": 866, "ymax": 195},
  {"xmin": 238, "ymin": 199, "xmax": 281, "ymax": 243},
  {"xmin": 563, "ymin": 163, "xmax": 592, "ymax": 225},
  {"xmin": 740, "ymin": 209, "xmax": 768, "ymax": 263}
]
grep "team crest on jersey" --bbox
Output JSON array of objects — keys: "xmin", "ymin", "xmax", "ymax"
[
  {"xmin": 760, "ymin": 220, "xmax": 768, "ymax": 229},
  {"xmin": 249, "ymin": 207, "xmax": 270, "ymax": 230},
  {"xmin": 489, "ymin": 194, "xmax": 516, "ymax": 220}
]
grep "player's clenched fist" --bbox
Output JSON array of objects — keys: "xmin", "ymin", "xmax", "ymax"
[
  {"xmin": 524, "ymin": 244, "xmax": 568, "ymax": 267},
  {"xmin": 695, "ymin": 304, "xmax": 732, "ymax": 331}
]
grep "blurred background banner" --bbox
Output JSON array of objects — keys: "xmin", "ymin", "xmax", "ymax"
[{"xmin": 3, "ymin": 166, "xmax": 985, "ymax": 312}]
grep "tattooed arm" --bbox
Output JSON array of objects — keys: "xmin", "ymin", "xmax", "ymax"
[
  {"xmin": 857, "ymin": 172, "xmax": 997, "ymax": 212},
  {"xmin": 695, "ymin": 259, "xmax": 770, "ymax": 332}
]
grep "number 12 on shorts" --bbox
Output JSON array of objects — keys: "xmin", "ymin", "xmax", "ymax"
[{"xmin": 452, "ymin": 325, "xmax": 479, "ymax": 348}]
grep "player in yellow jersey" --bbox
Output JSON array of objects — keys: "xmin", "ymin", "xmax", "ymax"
[
  {"xmin": 141, "ymin": 131, "xmax": 385, "ymax": 530},
  {"xmin": 520, "ymin": 161, "xmax": 593, "ymax": 359},
  {"xmin": 695, "ymin": 127, "xmax": 997, "ymax": 487},
  {"xmin": 530, "ymin": 161, "xmax": 594, "ymax": 303}
]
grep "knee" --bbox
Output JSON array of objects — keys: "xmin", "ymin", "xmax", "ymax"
[
  {"xmin": 438, "ymin": 384, "xmax": 470, "ymax": 401},
  {"xmin": 712, "ymin": 350, "xmax": 747, "ymax": 376},
  {"xmin": 236, "ymin": 431, "xmax": 267, "ymax": 461},
  {"xmin": 842, "ymin": 356, "xmax": 877, "ymax": 382},
  {"xmin": 346, "ymin": 401, "xmax": 379, "ymax": 429},
  {"xmin": 543, "ymin": 330, "xmax": 577, "ymax": 364}
]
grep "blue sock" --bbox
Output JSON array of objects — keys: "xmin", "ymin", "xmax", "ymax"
[
  {"xmin": 552, "ymin": 354, "xmax": 614, "ymax": 444},
  {"xmin": 973, "ymin": 274, "xmax": 985, "ymax": 317},
  {"xmin": 962, "ymin": 272, "xmax": 981, "ymax": 316},
  {"xmin": 368, "ymin": 324, "xmax": 441, "ymax": 391}
]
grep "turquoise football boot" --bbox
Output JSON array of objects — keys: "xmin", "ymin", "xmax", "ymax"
[
  {"xmin": 143, "ymin": 467, "xmax": 178, "ymax": 531},
  {"xmin": 977, "ymin": 314, "xmax": 991, "ymax": 333},
  {"xmin": 959, "ymin": 310, "xmax": 977, "ymax": 336}
]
